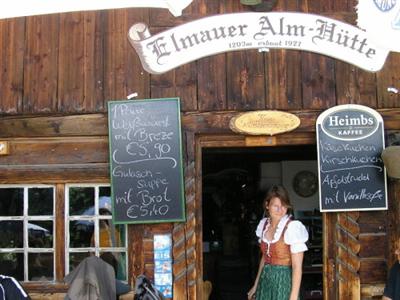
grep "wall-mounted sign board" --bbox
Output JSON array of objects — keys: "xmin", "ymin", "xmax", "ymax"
[
  {"xmin": 357, "ymin": 0, "xmax": 400, "ymax": 52},
  {"xmin": 230, "ymin": 110, "xmax": 300, "ymax": 135},
  {"xmin": 316, "ymin": 104, "xmax": 387, "ymax": 212},
  {"xmin": 108, "ymin": 98, "xmax": 186, "ymax": 224},
  {"xmin": 129, "ymin": 12, "xmax": 389, "ymax": 74}
]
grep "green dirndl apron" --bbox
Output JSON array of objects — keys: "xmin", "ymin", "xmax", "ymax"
[{"xmin": 255, "ymin": 264, "xmax": 293, "ymax": 300}]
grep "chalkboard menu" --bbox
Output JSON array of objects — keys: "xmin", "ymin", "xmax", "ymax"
[
  {"xmin": 108, "ymin": 98, "xmax": 186, "ymax": 224},
  {"xmin": 316, "ymin": 104, "xmax": 387, "ymax": 212}
]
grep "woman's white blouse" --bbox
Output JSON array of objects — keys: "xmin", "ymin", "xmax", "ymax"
[{"xmin": 255, "ymin": 214, "xmax": 309, "ymax": 254}]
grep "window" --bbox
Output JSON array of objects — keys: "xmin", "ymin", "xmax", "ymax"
[
  {"xmin": 66, "ymin": 184, "xmax": 128, "ymax": 281},
  {"xmin": 0, "ymin": 184, "xmax": 128, "ymax": 283},
  {"xmin": 0, "ymin": 185, "xmax": 55, "ymax": 281}
]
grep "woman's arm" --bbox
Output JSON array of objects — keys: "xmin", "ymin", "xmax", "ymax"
[
  {"xmin": 289, "ymin": 251, "xmax": 304, "ymax": 300},
  {"xmin": 248, "ymin": 255, "xmax": 264, "ymax": 299},
  {"xmin": 382, "ymin": 296, "xmax": 392, "ymax": 300}
]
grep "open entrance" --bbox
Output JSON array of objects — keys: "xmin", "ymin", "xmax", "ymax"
[{"xmin": 202, "ymin": 144, "xmax": 323, "ymax": 300}]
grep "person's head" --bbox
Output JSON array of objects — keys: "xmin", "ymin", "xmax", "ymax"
[{"xmin": 263, "ymin": 185, "xmax": 293, "ymax": 219}]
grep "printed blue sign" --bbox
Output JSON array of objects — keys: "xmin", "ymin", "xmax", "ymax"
[{"xmin": 154, "ymin": 234, "xmax": 173, "ymax": 298}]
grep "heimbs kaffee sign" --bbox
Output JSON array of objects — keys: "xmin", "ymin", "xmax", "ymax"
[
  {"xmin": 128, "ymin": 12, "xmax": 390, "ymax": 74},
  {"xmin": 316, "ymin": 105, "xmax": 387, "ymax": 212}
]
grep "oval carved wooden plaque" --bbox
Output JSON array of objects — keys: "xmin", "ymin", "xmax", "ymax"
[{"xmin": 229, "ymin": 110, "xmax": 300, "ymax": 135}]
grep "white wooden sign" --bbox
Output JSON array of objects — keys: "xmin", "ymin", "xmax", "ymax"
[
  {"xmin": 0, "ymin": 0, "xmax": 193, "ymax": 19},
  {"xmin": 357, "ymin": 0, "xmax": 400, "ymax": 52},
  {"xmin": 128, "ymin": 12, "xmax": 389, "ymax": 74}
]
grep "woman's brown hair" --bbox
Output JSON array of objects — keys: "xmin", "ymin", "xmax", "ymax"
[{"xmin": 263, "ymin": 185, "xmax": 293, "ymax": 215}]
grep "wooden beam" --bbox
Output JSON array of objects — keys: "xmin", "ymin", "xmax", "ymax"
[
  {"xmin": 0, "ymin": 114, "xmax": 108, "ymax": 138},
  {"xmin": 0, "ymin": 137, "xmax": 108, "ymax": 165},
  {"xmin": 55, "ymin": 184, "xmax": 66, "ymax": 281},
  {"xmin": 1, "ymin": 109, "xmax": 400, "ymax": 138},
  {"xmin": 361, "ymin": 283, "xmax": 385, "ymax": 298},
  {"xmin": 0, "ymin": 163, "xmax": 109, "ymax": 183},
  {"xmin": 359, "ymin": 259, "xmax": 387, "ymax": 283}
]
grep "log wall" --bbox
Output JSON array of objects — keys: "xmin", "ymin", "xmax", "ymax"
[
  {"xmin": 1, "ymin": 0, "xmax": 400, "ymax": 115},
  {"xmin": 0, "ymin": 0, "xmax": 399, "ymax": 299}
]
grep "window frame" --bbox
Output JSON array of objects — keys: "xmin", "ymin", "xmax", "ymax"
[
  {"xmin": 0, "ymin": 184, "xmax": 56, "ymax": 282},
  {"xmin": 65, "ymin": 183, "xmax": 128, "ymax": 279}
]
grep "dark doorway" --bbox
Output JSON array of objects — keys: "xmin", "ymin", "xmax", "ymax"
[{"xmin": 202, "ymin": 145, "xmax": 323, "ymax": 300}]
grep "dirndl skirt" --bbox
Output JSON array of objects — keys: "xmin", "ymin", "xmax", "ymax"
[{"xmin": 255, "ymin": 264, "xmax": 293, "ymax": 300}]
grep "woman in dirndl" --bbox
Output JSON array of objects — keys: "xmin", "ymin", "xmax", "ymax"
[{"xmin": 247, "ymin": 185, "xmax": 309, "ymax": 300}]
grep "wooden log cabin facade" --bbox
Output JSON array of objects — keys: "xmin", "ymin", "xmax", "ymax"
[{"xmin": 0, "ymin": 0, "xmax": 399, "ymax": 299}]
